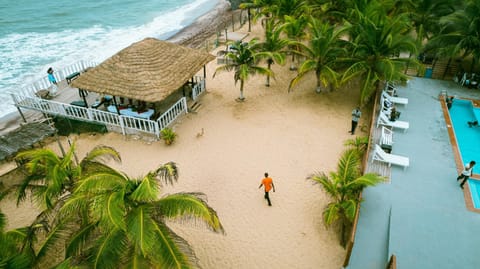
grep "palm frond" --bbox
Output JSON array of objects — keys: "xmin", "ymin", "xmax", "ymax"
[
  {"xmin": 65, "ymin": 222, "xmax": 98, "ymax": 258},
  {"xmin": 154, "ymin": 192, "xmax": 224, "ymax": 233},
  {"xmin": 322, "ymin": 203, "xmax": 340, "ymax": 226},
  {"xmin": 89, "ymin": 228, "xmax": 128, "ymax": 269},
  {"xmin": 154, "ymin": 162, "xmax": 179, "ymax": 186},
  {"xmin": 150, "ymin": 221, "xmax": 197, "ymax": 269}
]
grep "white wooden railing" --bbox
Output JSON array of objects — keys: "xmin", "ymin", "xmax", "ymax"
[
  {"xmin": 10, "ymin": 61, "xmax": 200, "ymax": 138},
  {"xmin": 192, "ymin": 76, "xmax": 206, "ymax": 100},
  {"xmin": 23, "ymin": 60, "xmax": 98, "ymax": 92},
  {"xmin": 157, "ymin": 97, "xmax": 188, "ymax": 130}
]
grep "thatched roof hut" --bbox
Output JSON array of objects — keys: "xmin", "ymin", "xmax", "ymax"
[{"xmin": 71, "ymin": 38, "xmax": 215, "ymax": 103}]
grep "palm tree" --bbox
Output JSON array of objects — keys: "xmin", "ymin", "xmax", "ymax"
[
  {"xmin": 0, "ymin": 211, "xmax": 34, "ymax": 269},
  {"xmin": 426, "ymin": 0, "xmax": 480, "ymax": 72},
  {"xmin": 289, "ymin": 17, "xmax": 350, "ymax": 93},
  {"xmin": 214, "ymin": 39, "xmax": 272, "ymax": 101},
  {"xmin": 0, "ymin": 210, "xmax": 66, "ymax": 269},
  {"xmin": 342, "ymin": 5, "xmax": 418, "ymax": 105},
  {"xmin": 343, "ymin": 136, "xmax": 369, "ymax": 154},
  {"xmin": 282, "ymin": 14, "xmax": 309, "ymax": 70},
  {"xmin": 2, "ymin": 144, "xmax": 121, "ymax": 268},
  {"xmin": 59, "ymin": 162, "xmax": 224, "ymax": 269},
  {"xmin": 269, "ymin": 0, "xmax": 308, "ymax": 23},
  {"xmin": 308, "ymin": 149, "xmax": 384, "ymax": 247},
  {"xmin": 409, "ymin": 0, "xmax": 455, "ymax": 43},
  {"xmin": 257, "ymin": 20, "xmax": 288, "ymax": 86},
  {"xmin": 13, "ymin": 143, "xmax": 120, "ymax": 210}
]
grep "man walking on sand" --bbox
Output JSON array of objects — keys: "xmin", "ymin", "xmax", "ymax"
[
  {"xmin": 350, "ymin": 106, "xmax": 361, "ymax": 135},
  {"xmin": 259, "ymin": 172, "xmax": 275, "ymax": 206}
]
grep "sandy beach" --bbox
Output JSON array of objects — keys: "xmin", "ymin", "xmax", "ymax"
[{"xmin": 0, "ymin": 4, "xmax": 371, "ymax": 268}]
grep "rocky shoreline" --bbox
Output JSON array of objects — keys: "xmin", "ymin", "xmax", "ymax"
[{"xmin": 167, "ymin": 0, "xmax": 234, "ymax": 48}]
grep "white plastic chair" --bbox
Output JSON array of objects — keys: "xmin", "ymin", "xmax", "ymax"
[
  {"xmin": 372, "ymin": 144, "xmax": 409, "ymax": 170},
  {"xmin": 380, "ymin": 126, "xmax": 393, "ymax": 148},
  {"xmin": 377, "ymin": 112, "xmax": 409, "ymax": 132},
  {"xmin": 382, "ymin": 91, "xmax": 408, "ymax": 106}
]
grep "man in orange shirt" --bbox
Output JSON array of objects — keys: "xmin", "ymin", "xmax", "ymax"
[{"xmin": 259, "ymin": 172, "xmax": 275, "ymax": 206}]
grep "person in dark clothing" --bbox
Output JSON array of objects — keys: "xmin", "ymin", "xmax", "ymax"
[
  {"xmin": 446, "ymin": 96, "xmax": 454, "ymax": 110},
  {"xmin": 350, "ymin": 107, "xmax": 361, "ymax": 135},
  {"xmin": 457, "ymin": 161, "xmax": 476, "ymax": 189}
]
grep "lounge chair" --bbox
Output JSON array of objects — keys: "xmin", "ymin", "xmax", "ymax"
[
  {"xmin": 372, "ymin": 144, "xmax": 409, "ymax": 170},
  {"xmin": 377, "ymin": 112, "xmax": 409, "ymax": 132},
  {"xmin": 384, "ymin": 81, "xmax": 397, "ymax": 96},
  {"xmin": 382, "ymin": 91, "xmax": 408, "ymax": 106},
  {"xmin": 380, "ymin": 126, "xmax": 393, "ymax": 152}
]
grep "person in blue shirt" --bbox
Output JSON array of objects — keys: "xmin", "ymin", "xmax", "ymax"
[
  {"xmin": 47, "ymin": 67, "xmax": 57, "ymax": 85},
  {"xmin": 47, "ymin": 67, "xmax": 58, "ymax": 96}
]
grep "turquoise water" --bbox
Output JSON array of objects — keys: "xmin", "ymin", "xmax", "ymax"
[
  {"xmin": 449, "ymin": 99, "xmax": 480, "ymax": 165},
  {"xmin": 0, "ymin": 0, "xmax": 218, "ymax": 117},
  {"xmin": 449, "ymin": 99, "xmax": 480, "ymax": 208},
  {"xmin": 469, "ymin": 180, "xmax": 480, "ymax": 208}
]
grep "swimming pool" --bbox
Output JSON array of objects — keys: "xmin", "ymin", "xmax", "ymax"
[{"xmin": 448, "ymin": 99, "xmax": 480, "ymax": 208}]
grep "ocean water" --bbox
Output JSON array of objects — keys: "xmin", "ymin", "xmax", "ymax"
[{"xmin": 0, "ymin": 0, "xmax": 219, "ymax": 118}]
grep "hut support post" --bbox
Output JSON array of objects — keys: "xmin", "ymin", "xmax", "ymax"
[
  {"xmin": 203, "ymin": 66, "xmax": 207, "ymax": 89},
  {"xmin": 183, "ymin": 97, "xmax": 188, "ymax": 114},
  {"xmin": 112, "ymin": 97, "xmax": 121, "ymax": 115},
  {"xmin": 248, "ymin": 9, "xmax": 251, "ymax": 32}
]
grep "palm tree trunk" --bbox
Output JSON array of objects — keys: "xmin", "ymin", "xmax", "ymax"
[
  {"xmin": 316, "ymin": 76, "xmax": 322, "ymax": 93},
  {"xmin": 266, "ymin": 61, "xmax": 271, "ymax": 87},
  {"xmin": 290, "ymin": 52, "xmax": 296, "ymax": 70},
  {"xmin": 239, "ymin": 79, "xmax": 245, "ymax": 100}
]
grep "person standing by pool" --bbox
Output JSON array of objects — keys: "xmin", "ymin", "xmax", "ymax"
[
  {"xmin": 259, "ymin": 172, "xmax": 275, "ymax": 206},
  {"xmin": 350, "ymin": 106, "xmax": 361, "ymax": 135},
  {"xmin": 457, "ymin": 161, "xmax": 476, "ymax": 189},
  {"xmin": 446, "ymin": 96, "xmax": 454, "ymax": 110}
]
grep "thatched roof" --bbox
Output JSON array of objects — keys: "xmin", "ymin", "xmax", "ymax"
[{"xmin": 71, "ymin": 38, "xmax": 215, "ymax": 102}]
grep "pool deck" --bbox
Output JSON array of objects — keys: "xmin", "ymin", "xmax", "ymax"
[{"xmin": 347, "ymin": 78, "xmax": 480, "ymax": 269}]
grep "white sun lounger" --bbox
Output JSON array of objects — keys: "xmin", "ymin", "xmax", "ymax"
[
  {"xmin": 377, "ymin": 112, "xmax": 409, "ymax": 132},
  {"xmin": 382, "ymin": 91, "xmax": 408, "ymax": 106},
  {"xmin": 372, "ymin": 144, "xmax": 409, "ymax": 170},
  {"xmin": 380, "ymin": 126, "xmax": 393, "ymax": 148}
]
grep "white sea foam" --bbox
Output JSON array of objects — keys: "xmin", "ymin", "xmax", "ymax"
[{"xmin": 0, "ymin": 0, "xmax": 217, "ymax": 118}]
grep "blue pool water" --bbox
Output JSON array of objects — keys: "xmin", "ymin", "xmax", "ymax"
[{"xmin": 449, "ymin": 99, "xmax": 480, "ymax": 207}]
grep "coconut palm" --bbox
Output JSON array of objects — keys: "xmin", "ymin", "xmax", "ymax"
[
  {"xmin": 0, "ymin": 210, "xmax": 69, "ymax": 269},
  {"xmin": 0, "ymin": 211, "xmax": 34, "ymax": 269},
  {"xmin": 343, "ymin": 136, "xmax": 369, "ymax": 154},
  {"xmin": 269, "ymin": 0, "xmax": 308, "ymax": 22},
  {"xmin": 409, "ymin": 0, "xmax": 455, "ymax": 43},
  {"xmin": 308, "ymin": 148, "xmax": 384, "ymax": 247},
  {"xmin": 59, "ymin": 161, "xmax": 224, "ymax": 269},
  {"xmin": 342, "ymin": 5, "xmax": 418, "ymax": 104},
  {"xmin": 257, "ymin": 19, "xmax": 288, "ymax": 86},
  {"xmin": 239, "ymin": 0, "xmax": 277, "ymax": 24},
  {"xmin": 426, "ymin": 0, "xmax": 480, "ymax": 72},
  {"xmin": 214, "ymin": 39, "xmax": 272, "ymax": 101},
  {"xmin": 282, "ymin": 14, "xmax": 309, "ymax": 70},
  {"xmin": 13, "ymin": 143, "xmax": 120, "ymax": 210},
  {"xmin": 289, "ymin": 17, "xmax": 350, "ymax": 93}
]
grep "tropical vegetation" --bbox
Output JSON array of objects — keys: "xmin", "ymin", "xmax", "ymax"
[
  {"xmin": 308, "ymin": 138, "xmax": 384, "ymax": 247},
  {"xmin": 1, "ymin": 145, "xmax": 223, "ymax": 268}
]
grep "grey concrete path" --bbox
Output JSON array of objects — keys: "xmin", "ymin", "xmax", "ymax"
[{"xmin": 347, "ymin": 78, "xmax": 480, "ymax": 269}]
